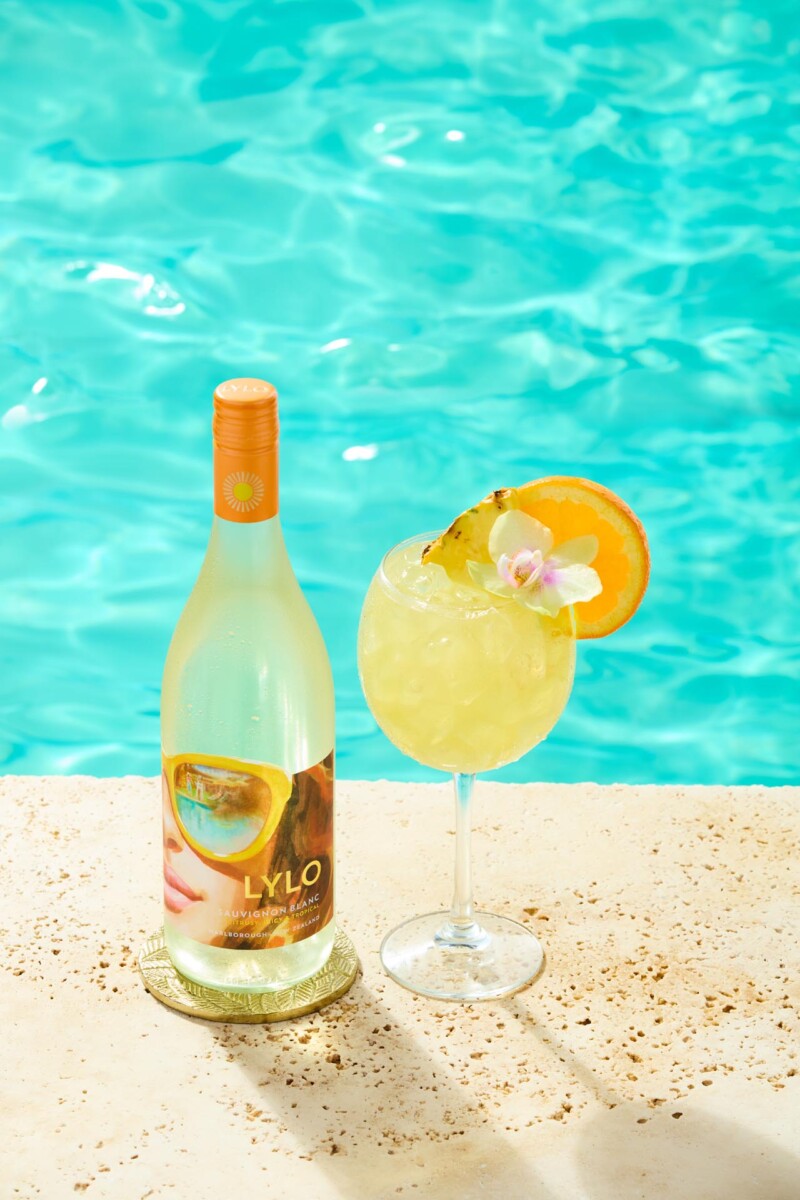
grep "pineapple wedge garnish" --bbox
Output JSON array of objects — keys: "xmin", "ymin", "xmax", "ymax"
[{"xmin": 421, "ymin": 488, "xmax": 520, "ymax": 581}]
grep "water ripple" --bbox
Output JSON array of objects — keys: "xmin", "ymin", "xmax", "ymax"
[{"xmin": 0, "ymin": 0, "xmax": 798, "ymax": 783}]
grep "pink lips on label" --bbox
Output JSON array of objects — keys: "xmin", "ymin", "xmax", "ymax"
[{"xmin": 163, "ymin": 862, "xmax": 202, "ymax": 913}]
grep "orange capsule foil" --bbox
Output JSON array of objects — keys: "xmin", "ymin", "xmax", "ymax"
[{"xmin": 212, "ymin": 378, "xmax": 279, "ymax": 523}]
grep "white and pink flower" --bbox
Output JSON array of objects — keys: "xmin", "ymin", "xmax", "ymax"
[{"xmin": 467, "ymin": 510, "xmax": 602, "ymax": 617}]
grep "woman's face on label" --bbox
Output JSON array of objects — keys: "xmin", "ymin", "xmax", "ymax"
[{"xmin": 162, "ymin": 773, "xmax": 241, "ymax": 945}]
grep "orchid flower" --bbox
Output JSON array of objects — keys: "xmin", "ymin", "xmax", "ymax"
[{"xmin": 467, "ymin": 510, "xmax": 602, "ymax": 617}]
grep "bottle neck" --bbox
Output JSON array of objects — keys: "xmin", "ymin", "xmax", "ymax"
[
  {"xmin": 207, "ymin": 513, "xmax": 289, "ymax": 581},
  {"xmin": 213, "ymin": 441, "xmax": 278, "ymax": 524}
]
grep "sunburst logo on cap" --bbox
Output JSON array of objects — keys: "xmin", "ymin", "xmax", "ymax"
[{"xmin": 223, "ymin": 471, "xmax": 264, "ymax": 513}]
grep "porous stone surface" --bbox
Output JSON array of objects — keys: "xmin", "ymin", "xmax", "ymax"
[{"xmin": 2, "ymin": 777, "xmax": 798, "ymax": 1198}]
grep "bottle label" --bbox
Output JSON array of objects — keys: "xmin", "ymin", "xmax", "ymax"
[{"xmin": 162, "ymin": 751, "xmax": 333, "ymax": 949}]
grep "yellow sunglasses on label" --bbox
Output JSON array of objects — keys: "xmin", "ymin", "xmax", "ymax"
[{"xmin": 164, "ymin": 753, "xmax": 294, "ymax": 863}]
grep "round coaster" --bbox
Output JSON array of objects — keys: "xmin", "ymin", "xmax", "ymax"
[{"xmin": 138, "ymin": 926, "xmax": 359, "ymax": 1023}]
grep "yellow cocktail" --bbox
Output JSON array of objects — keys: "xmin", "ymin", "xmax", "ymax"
[
  {"xmin": 359, "ymin": 536, "xmax": 576, "ymax": 774},
  {"xmin": 357, "ymin": 529, "xmax": 577, "ymax": 1002},
  {"xmin": 358, "ymin": 480, "xmax": 649, "ymax": 1001}
]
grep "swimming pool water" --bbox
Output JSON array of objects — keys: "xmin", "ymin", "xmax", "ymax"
[{"xmin": 1, "ymin": 0, "xmax": 798, "ymax": 784}]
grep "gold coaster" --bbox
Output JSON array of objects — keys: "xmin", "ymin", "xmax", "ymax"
[{"xmin": 138, "ymin": 927, "xmax": 359, "ymax": 1023}]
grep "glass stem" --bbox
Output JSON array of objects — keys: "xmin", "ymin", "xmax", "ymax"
[
  {"xmin": 451, "ymin": 772, "xmax": 475, "ymax": 928},
  {"xmin": 435, "ymin": 772, "xmax": 488, "ymax": 948}
]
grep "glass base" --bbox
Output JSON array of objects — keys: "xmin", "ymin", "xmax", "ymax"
[{"xmin": 380, "ymin": 911, "xmax": 544, "ymax": 1001}]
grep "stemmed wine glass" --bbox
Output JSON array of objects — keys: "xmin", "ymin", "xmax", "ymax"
[{"xmin": 357, "ymin": 531, "xmax": 576, "ymax": 1001}]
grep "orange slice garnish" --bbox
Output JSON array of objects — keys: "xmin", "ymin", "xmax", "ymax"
[{"xmin": 516, "ymin": 476, "xmax": 650, "ymax": 639}]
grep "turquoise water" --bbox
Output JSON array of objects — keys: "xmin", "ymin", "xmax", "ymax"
[{"xmin": 1, "ymin": 1, "xmax": 798, "ymax": 784}]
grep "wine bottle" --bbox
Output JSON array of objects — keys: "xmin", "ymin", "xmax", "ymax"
[{"xmin": 161, "ymin": 378, "xmax": 335, "ymax": 992}]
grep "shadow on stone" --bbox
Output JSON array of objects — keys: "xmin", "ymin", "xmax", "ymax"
[
  {"xmin": 576, "ymin": 1102, "xmax": 800, "ymax": 1200},
  {"xmin": 503, "ymin": 990, "xmax": 622, "ymax": 1109},
  {"xmin": 211, "ymin": 975, "xmax": 559, "ymax": 1200}
]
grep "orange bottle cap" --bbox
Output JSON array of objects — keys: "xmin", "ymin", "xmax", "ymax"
[
  {"xmin": 213, "ymin": 378, "xmax": 278, "ymax": 452},
  {"xmin": 212, "ymin": 378, "xmax": 279, "ymax": 522}
]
